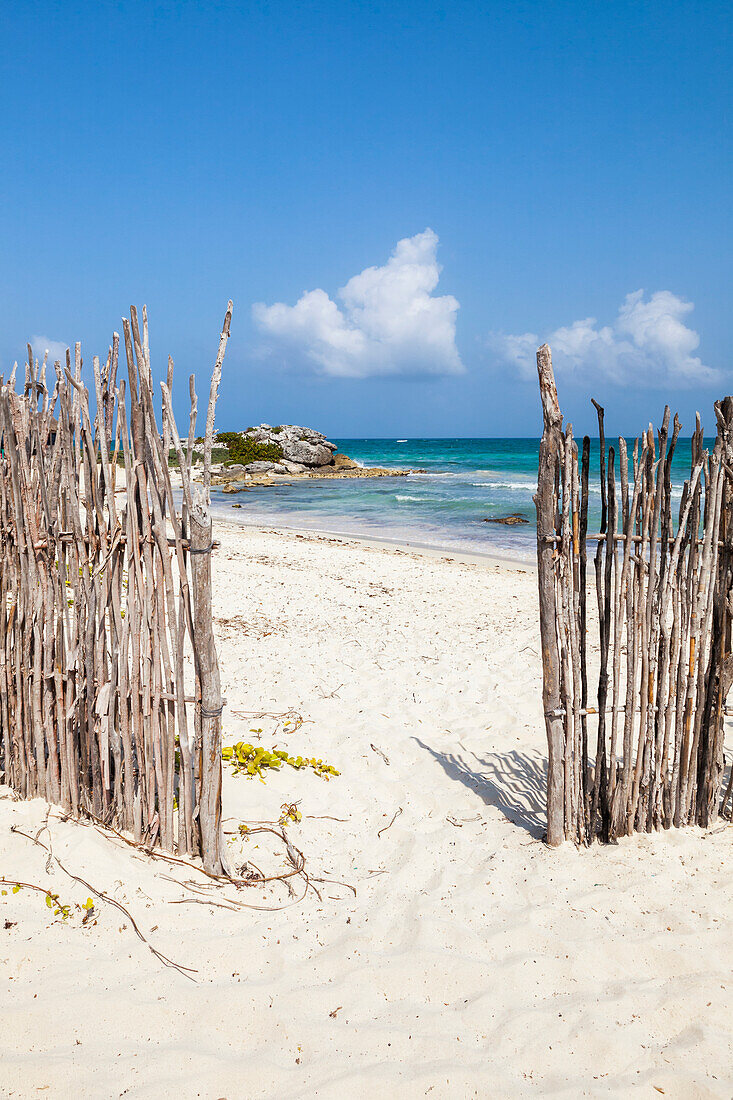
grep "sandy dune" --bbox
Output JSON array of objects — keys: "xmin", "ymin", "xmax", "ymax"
[{"xmin": 1, "ymin": 521, "xmax": 731, "ymax": 1098}]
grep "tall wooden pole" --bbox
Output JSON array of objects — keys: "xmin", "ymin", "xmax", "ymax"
[
  {"xmin": 534, "ymin": 344, "xmax": 566, "ymax": 846},
  {"xmin": 194, "ymin": 301, "xmax": 232, "ymax": 874},
  {"xmin": 191, "ymin": 489, "xmax": 223, "ymax": 874}
]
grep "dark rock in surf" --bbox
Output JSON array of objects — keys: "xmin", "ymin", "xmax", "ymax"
[{"xmin": 483, "ymin": 513, "xmax": 529, "ymax": 526}]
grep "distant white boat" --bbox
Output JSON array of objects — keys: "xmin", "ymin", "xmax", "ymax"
[{"xmin": 396, "ymin": 439, "xmax": 407, "ymax": 443}]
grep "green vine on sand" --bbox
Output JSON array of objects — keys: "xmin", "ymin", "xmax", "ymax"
[
  {"xmin": 279, "ymin": 802, "xmax": 303, "ymax": 826},
  {"xmin": 1, "ymin": 880, "xmax": 96, "ymax": 923},
  {"xmin": 222, "ymin": 742, "xmax": 339, "ymax": 781}
]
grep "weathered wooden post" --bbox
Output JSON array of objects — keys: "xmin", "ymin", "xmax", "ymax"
[
  {"xmin": 190, "ymin": 489, "xmax": 224, "ymax": 873},
  {"xmin": 533, "ymin": 344, "xmax": 566, "ymax": 846},
  {"xmin": 192, "ymin": 301, "xmax": 232, "ymax": 875},
  {"xmin": 696, "ymin": 396, "xmax": 733, "ymax": 826}
]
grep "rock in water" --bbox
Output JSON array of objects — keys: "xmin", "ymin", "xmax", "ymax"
[
  {"xmin": 332, "ymin": 453, "xmax": 359, "ymax": 470},
  {"xmin": 483, "ymin": 513, "xmax": 529, "ymax": 525}
]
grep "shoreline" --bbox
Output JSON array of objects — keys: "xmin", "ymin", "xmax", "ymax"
[
  {"xmin": 174, "ymin": 464, "xmax": 538, "ymax": 566},
  {"xmin": 183, "ymin": 457, "xmax": 542, "ymax": 566},
  {"xmin": 210, "ymin": 510, "xmax": 537, "ymax": 569}
]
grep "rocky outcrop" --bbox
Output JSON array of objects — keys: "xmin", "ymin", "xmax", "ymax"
[
  {"xmin": 243, "ymin": 460, "xmax": 289, "ymax": 475},
  {"xmin": 246, "ymin": 424, "xmax": 337, "ymax": 468},
  {"xmin": 217, "ymin": 464, "xmax": 409, "ymax": 492},
  {"xmin": 209, "ymin": 423, "xmax": 411, "ymax": 491},
  {"xmin": 281, "ymin": 459, "xmax": 308, "ymax": 474}
]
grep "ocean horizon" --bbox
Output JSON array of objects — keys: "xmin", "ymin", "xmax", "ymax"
[{"xmin": 211, "ymin": 436, "xmax": 710, "ymax": 561}]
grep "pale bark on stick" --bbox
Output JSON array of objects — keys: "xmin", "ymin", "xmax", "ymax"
[
  {"xmin": 579, "ymin": 436, "xmax": 590, "ymax": 835},
  {"xmin": 203, "ymin": 302, "xmax": 233, "ymax": 494},
  {"xmin": 534, "ymin": 345, "xmax": 565, "ymax": 846},
  {"xmin": 569, "ymin": 437, "xmax": 584, "ymax": 843},
  {"xmin": 610, "ymin": 439, "xmax": 645, "ymax": 834},
  {"xmin": 190, "ymin": 491, "xmax": 223, "ymax": 873},
  {"xmin": 591, "ymin": 405, "xmax": 612, "ymax": 840}
]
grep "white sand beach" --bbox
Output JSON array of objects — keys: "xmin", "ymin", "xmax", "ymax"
[{"xmin": 1, "ymin": 520, "xmax": 732, "ymax": 1098}]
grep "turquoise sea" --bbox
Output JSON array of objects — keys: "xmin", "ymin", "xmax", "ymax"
[{"xmin": 210, "ymin": 437, "xmax": 707, "ymax": 562}]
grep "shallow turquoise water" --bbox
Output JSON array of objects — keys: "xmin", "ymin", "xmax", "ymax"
[{"xmin": 211, "ymin": 437, "xmax": 709, "ymax": 561}]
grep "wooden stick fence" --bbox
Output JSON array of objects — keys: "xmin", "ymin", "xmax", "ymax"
[
  {"xmin": 535, "ymin": 344, "xmax": 733, "ymax": 845},
  {"xmin": 0, "ymin": 303, "xmax": 232, "ymax": 873}
]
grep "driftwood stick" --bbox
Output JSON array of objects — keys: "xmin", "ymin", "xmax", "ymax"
[
  {"xmin": 203, "ymin": 301, "xmax": 233, "ymax": 494},
  {"xmin": 190, "ymin": 490, "xmax": 223, "ymax": 873},
  {"xmin": 533, "ymin": 345, "xmax": 565, "ymax": 846},
  {"xmin": 590, "ymin": 406, "xmax": 611, "ymax": 839},
  {"xmin": 568, "ymin": 436, "xmax": 583, "ymax": 841},
  {"xmin": 558, "ymin": 425, "xmax": 575, "ymax": 835},
  {"xmin": 579, "ymin": 435, "xmax": 590, "ymax": 835}
]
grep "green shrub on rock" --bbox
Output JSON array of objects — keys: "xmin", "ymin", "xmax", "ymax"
[{"xmin": 216, "ymin": 432, "xmax": 284, "ymax": 465}]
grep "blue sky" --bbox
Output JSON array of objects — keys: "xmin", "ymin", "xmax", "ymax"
[{"xmin": 1, "ymin": 0, "xmax": 730, "ymax": 437}]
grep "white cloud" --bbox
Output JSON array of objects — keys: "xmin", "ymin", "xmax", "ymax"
[
  {"xmin": 30, "ymin": 336, "xmax": 69, "ymax": 365},
  {"xmin": 488, "ymin": 291, "xmax": 718, "ymax": 387},
  {"xmin": 253, "ymin": 229, "xmax": 464, "ymax": 378}
]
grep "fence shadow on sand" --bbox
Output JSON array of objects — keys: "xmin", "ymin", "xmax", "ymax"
[{"xmin": 414, "ymin": 738, "xmax": 547, "ymax": 839}]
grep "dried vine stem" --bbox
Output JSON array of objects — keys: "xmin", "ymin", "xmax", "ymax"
[
  {"xmin": 9, "ymin": 825, "xmax": 196, "ymax": 978},
  {"xmin": 377, "ymin": 807, "xmax": 403, "ymax": 837},
  {"xmin": 61, "ymin": 808, "xmax": 344, "ymax": 909}
]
